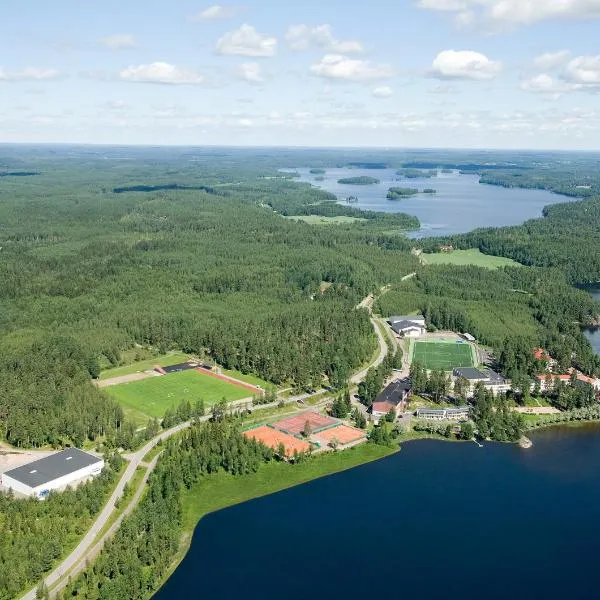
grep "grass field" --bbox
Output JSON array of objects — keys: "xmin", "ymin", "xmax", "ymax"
[
  {"xmin": 412, "ymin": 340, "xmax": 475, "ymax": 370},
  {"xmin": 421, "ymin": 249, "xmax": 521, "ymax": 269},
  {"xmin": 99, "ymin": 352, "xmax": 191, "ymax": 381},
  {"xmin": 105, "ymin": 369, "xmax": 252, "ymax": 423}
]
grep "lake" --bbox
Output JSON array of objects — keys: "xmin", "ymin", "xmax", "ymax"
[
  {"xmin": 155, "ymin": 427, "xmax": 600, "ymax": 600},
  {"xmin": 582, "ymin": 285, "xmax": 600, "ymax": 354},
  {"xmin": 287, "ymin": 168, "xmax": 568, "ymax": 238}
]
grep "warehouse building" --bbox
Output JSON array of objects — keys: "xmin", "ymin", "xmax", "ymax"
[{"xmin": 1, "ymin": 448, "xmax": 104, "ymax": 499}]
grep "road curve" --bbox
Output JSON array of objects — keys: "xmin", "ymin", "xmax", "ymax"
[{"xmin": 23, "ymin": 292, "xmax": 388, "ymax": 599}]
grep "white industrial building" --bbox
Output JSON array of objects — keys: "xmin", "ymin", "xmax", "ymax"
[{"xmin": 1, "ymin": 448, "xmax": 104, "ymax": 499}]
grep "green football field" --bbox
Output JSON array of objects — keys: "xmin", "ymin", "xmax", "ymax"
[
  {"xmin": 105, "ymin": 369, "xmax": 252, "ymax": 423},
  {"xmin": 412, "ymin": 341, "xmax": 475, "ymax": 370}
]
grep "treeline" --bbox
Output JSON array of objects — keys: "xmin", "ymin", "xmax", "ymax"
[
  {"xmin": 0, "ymin": 453, "xmax": 122, "ymax": 599},
  {"xmin": 422, "ymin": 196, "xmax": 600, "ymax": 284},
  {"xmin": 57, "ymin": 421, "xmax": 274, "ymax": 600},
  {"xmin": 471, "ymin": 384, "xmax": 524, "ymax": 442}
]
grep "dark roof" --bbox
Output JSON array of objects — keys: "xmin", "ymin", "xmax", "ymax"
[
  {"xmin": 374, "ymin": 380, "xmax": 411, "ymax": 406},
  {"xmin": 4, "ymin": 448, "xmax": 102, "ymax": 489},
  {"xmin": 390, "ymin": 320, "xmax": 423, "ymax": 333},
  {"xmin": 162, "ymin": 362, "xmax": 198, "ymax": 373},
  {"xmin": 453, "ymin": 367, "xmax": 487, "ymax": 380},
  {"xmin": 388, "ymin": 315, "xmax": 425, "ymax": 324},
  {"xmin": 479, "ymin": 368, "xmax": 507, "ymax": 383}
]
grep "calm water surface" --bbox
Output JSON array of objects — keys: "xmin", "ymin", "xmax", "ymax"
[
  {"xmin": 582, "ymin": 285, "xmax": 600, "ymax": 354},
  {"xmin": 155, "ymin": 427, "xmax": 600, "ymax": 600},
  {"xmin": 286, "ymin": 168, "xmax": 569, "ymax": 238}
]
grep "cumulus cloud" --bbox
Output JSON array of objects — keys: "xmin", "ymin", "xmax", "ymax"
[
  {"xmin": 120, "ymin": 62, "xmax": 204, "ymax": 84},
  {"xmin": 520, "ymin": 74, "xmax": 572, "ymax": 97},
  {"xmin": 100, "ymin": 34, "xmax": 136, "ymax": 49},
  {"xmin": 372, "ymin": 86, "xmax": 394, "ymax": 98},
  {"xmin": 216, "ymin": 24, "xmax": 277, "ymax": 57},
  {"xmin": 563, "ymin": 54, "xmax": 600, "ymax": 86},
  {"xmin": 430, "ymin": 50, "xmax": 502, "ymax": 80},
  {"xmin": 0, "ymin": 67, "xmax": 61, "ymax": 82},
  {"xmin": 310, "ymin": 55, "xmax": 394, "ymax": 81},
  {"xmin": 238, "ymin": 62, "xmax": 264, "ymax": 84},
  {"xmin": 418, "ymin": 0, "xmax": 600, "ymax": 26},
  {"xmin": 532, "ymin": 50, "xmax": 571, "ymax": 70},
  {"xmin": 191, "ymin": 4, "xmax": 235, "ymax": 20},
  {"xmin": 285, "ymin": 24, "xmax": 364, "ymax": 53}
]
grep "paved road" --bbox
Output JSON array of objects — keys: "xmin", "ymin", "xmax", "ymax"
[{"xmin": 23, "ymin": 291, "xmax": 389, "ymax": 599}]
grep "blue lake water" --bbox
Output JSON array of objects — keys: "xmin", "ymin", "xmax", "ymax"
[
  {"xmin": 288, "ymin": 168, "xmax": 569, "ymax": 238},
  {"xmin": 583, "ymin": 285, "xmax": 600, "ymax": 354},
  {"xmin": 155, "ymin": 426, "xmax": 600, "ymax": 600}
]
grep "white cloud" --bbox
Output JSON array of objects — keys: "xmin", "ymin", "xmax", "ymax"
[
  {"xmin": 191, "ymin": 4, "xmax": 235, "ymax": 20},
  {"xmin": 372, "ymin": 86, "xmax": 394, "ymax": 98},
  {"xmin": 119, "ymin": 62, "xmax": 204, "ymax": 85},
  {"xmin": 100, "ymin": 34, "xmax": 136, "ymax": 49},
  {"xmin": 418, "ymin": 0, "xmax": 600, "ymax": 25},
  {"xmin": 563, "ymin": 54, "xmax": 600, "ymax": 86},
  {"xmin": 520, "ymin": 74, "xmax": 571, "ymax": 96},
  {"xmin": 101, "ymin": 100, "xmax": 130, "ymax": 111},
  {"xmin": 310, "ymin": 55, "xmax": 394, "ymax": 81},
  {"xmin": 532, "ymin": 50, "xmax": 571, "ymax": 70},
  {"xmin": 285, "ymin": 24, "xmax": 364, "ymax": 53},
  {"xmin": 489, "ymin": 0, "xmax": 600, "ymax": 24},
  {"xmin": 0, "ymin": 67, "xmax": 61, "ymax": 82},
  {"xmin": 216, "ymin": 24, "xmax": 277, "ymax": 57},
  {"xmin": 430, "ymin": 50, "xmax": 502, "ymax": 80},
  {"xmin": 238, "ymin": 62, "xmax": 264, "ymax": 84}
]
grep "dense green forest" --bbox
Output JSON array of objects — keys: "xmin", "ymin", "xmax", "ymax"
[
  {"xmin": 0, "ymin": 452, "xmax": 122, "ymax": 599},
  {"xmin": 0, "ymin": 146, "xmax": 424, "ymax": 448}
]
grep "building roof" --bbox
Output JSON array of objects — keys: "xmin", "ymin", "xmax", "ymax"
[
  {"xmin": 533, "ymin": 348, "xmax": 550, "ymax": 361},
  {"xmin": 391, "ymin": 320, "xmax": 423, "ymax": 333},
  {"xmin": 372, "ymin": 401, "xmax": 395, "ymax": 414},
  {"xmin": 4, "ymin": 448, "xmax": 102, "ymax": 490},
  {"xmin": 479, "ymin": 368, "xmax": 507, "ymax": 383},
  {"xmin": 374, "ymin": 380, "xmax": 411, "ymax": 407},
  {"xmin": 453, "ymin": 367, "xmax": 487, "ymax": 381},
  {"xmin": 388, "ymin": 315, "xmax": 425, "ymax": 325},
  {"xmin": 446, "ymin": 407, "xmax": 470, "ymax": 415},
  {"xmin": 462, "ymin": 333, "xmax": 476, "ymax": 341}
]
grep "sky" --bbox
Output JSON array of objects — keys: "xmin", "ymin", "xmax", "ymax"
[{"xmin": 2, "ymin": 0, "xmax": 600, "ymax": 149}]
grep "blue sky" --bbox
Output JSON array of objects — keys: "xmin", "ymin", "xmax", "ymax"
[{"xmin": 2, "ymin": 0, "xmax": 600, "ymax": 148}]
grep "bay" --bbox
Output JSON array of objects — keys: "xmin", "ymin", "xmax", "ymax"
[{"xmin": 155, "ymin": 427, "xmax": 600, "ymax": 600}]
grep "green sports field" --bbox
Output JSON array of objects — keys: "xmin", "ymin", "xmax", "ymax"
[
  {"xmin": 105, "ymin": 369, "xmax": 252, "ymax": 423},
  {"xmin": 412, "ymin": 340, "xmax": 475, "ymax": 370}
]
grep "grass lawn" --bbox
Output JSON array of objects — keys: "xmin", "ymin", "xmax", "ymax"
[
  {"xmin": 180, "ymin": 443, "xmax": 394, "ymax": 531},
  {"xmin": 421, "ymin": 248, "xmax": 521, "ymax": 269},
  {"xmin": 412, "ymin": 340, "xmax": 475, "ymax": 370},
  {"xmin": 284, "ymin": 215, "xmax": 366, "ymax": 225},
  {"xmin": 99, "ymin": 352, "xmax": 191, "ymax": 380},
  {"xmin": 219, "ymin": 367, "xmax": 274, "ymax": 389},
  {"xmin": 105, "ymin": 370, "xmax": 251, "ymax": 421}
]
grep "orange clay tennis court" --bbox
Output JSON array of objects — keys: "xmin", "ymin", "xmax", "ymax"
[
  {"xmin": 313, "ymin": 424, "xmax": 367, "ymax": 446},
  {"xmin": 243, "ymin": 426, "xmax": 311, "ymax": 457},
  {"xmin": 272, "ymin": 411, "xmax": 337, "ymax": 435}
]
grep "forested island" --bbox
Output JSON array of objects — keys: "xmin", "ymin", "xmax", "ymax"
[
  {"xmin": 310, "ymin": 168, "xmax": 326, "ymax": 174},
  {"xmin": 396, "ymin": 168, "xmax": 437, "ymax": 179},
  {"xmin": 338, "ymin": 176, "xmax": 380, "ymax": 185},
  {"xmin": 387, "ymin": 187, "xmax": 419, "ymax": 199}
]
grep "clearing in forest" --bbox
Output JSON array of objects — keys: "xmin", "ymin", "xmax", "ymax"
[
  {"xmin": 411, "ymin": 340, "xmax": 476, "ymax": 371},
  {"xmin": 105, "ymin": 369, "xmax": 251, "ymax": 422},
  {"xmin": 420, "ymin": 248, "xmax": 521, "ymax": 269}
]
